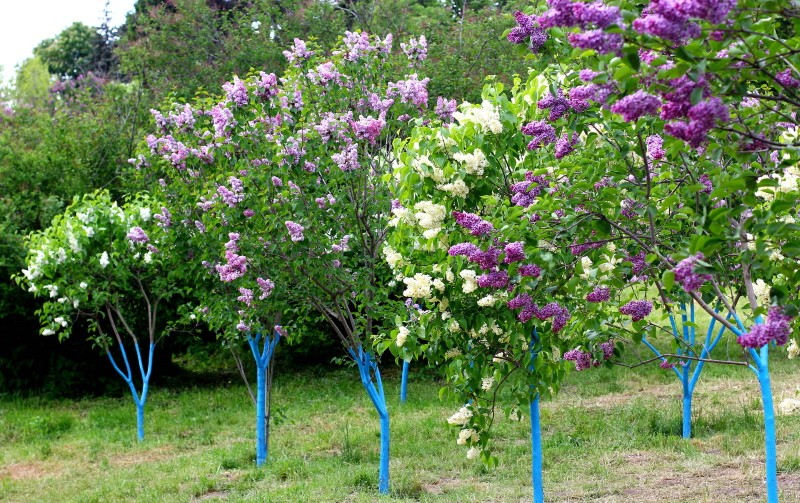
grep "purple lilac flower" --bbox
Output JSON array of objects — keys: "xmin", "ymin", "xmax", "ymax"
[
  {"xmin": 600, "ymin": 341, "xmax": 614, "ymax": 360},
  {"xmin": 631, "ymin": 0, "xmax": 735, "ymax": 44},
  {"xmin": 646, "ymin": 134, "xmax": 665, "ymax": 160},
  {"xmin": 619, "ymin": 299, "xmax": 653, "ymax": 321},
  {"xmin": 243, "ymin": 208, "xmax": 255, "ymax": 218},
  {"xmin": 626, "ymin": 251, "xmax": 646, "ymax": 275},
  {"xmin": 699, "ymin": 174, "xmax": 713, "ymax": 194},
  {"xmin": 503, "ymin": 242, "xmax": 525, "ymax": 263},
  {"xmin": 611, "ymin": 91, "xmax": 662, "ymax": 122},
  {"xmin": 237, "ymin": 287, "xmax": 254, "ymax": 306},
  {"xmin": 126, "ymin": 226, "xmax": 149, "ymax": 243},
  {"xmin": 257, "ymin": 277, "xmax": 275, "ymax": 299},
  {"xmin": 519, "ymin": 264, "xmax": 542, "ymax": 277},
  {"xmin": 521, "ymin": 120, "xmax": 557, "ymax": 150},
  {"xmin": 453, "ymin": 211, "xmax": 494, "ymax": 236},
  {"xmin": 477, "ymin": 271, "xmax": 510, "ymax": 289},
  {"xmin": 309, "ymin": 61, "xmax": 341, "ymax": 86},
  {"xmin": 568, "ymin": 30, "xmax": 623, "ymax": 55},
  {"xmin": 661, "ymin": 76, "xmax": 709, "ymax": 120},
  {"xmin": 332, "ymin": 143, "xmax": 359, "ymax": 171},
  {"xmin": 236, "ymin": 321, "xmax": 250, "ymax": 332},
  {"xmin": 283, "ymin": 38, "xmax": 314, "ymax": 66},
  {"xmin": 435, "ymin": 97, "xmax": 457, "ymax": 122},
  {"xmin": 272, "ymin": 176, "xmax": 283, "ymax": 187},
  {"xmin": 563, "ymin": 349, "xmax": 595, "ymax": 371},
  {"xmin": 508, "ymin": 11, "xmax": 548, "ymax": 53},
  {"xmin": 570, "ymin": 241, "xmax": 603, "ymax": 255},
  {"xmin": 169, "ymin": 104, "xmax": 195, "ymax": 130},
  {"xmin": 672, "ymin": 253, "xmax": 712, "ymax": 292},
  {"xmin": 510, "ymin": 172, "xmax": 548, "ymax": 207},
  {"xmin": 737, "ymin": 306, "xmax": 794, "ymax": 348},
  {"xmin": 554, "ymin": 132, "xmax": 579, "ymax": 159},
  {"xmin": 448, "ymin": 242, "xmax": 480, "ymax": 257},
  {"xmin": 776, "ymin": 69, "xmax": 800, "ymax": 89},
  {"xmin": 400, "ymin": 35, "xmax": 428, "ymax": 62},
  {"xmin": 285, "ymin": 221, "xmax": 305, "ymax": 242},
  {"xmin": 387, "ymin": 74, "xmax": 430, "ymax": 107},
  {"xmin": 660, "ymin": 359, "xmax": 675, "ymax": 369},
  {"xmin": 223, "ymin": 77, "xmax": 249, "ymax": 107},
  {"xmin": 508, "ymin": 293, "xmax": 536, "ymax": 322},
  {"xmin": 538, "ymin": 89, "xmax": 572, "ymax": 121},
  {"xmin": 218, "ymin": 177, "xmax": 245, "ymax": 207},
  {"xmin": 664, "ymin": 97, "xmax": 729, "ymax": 148},
  {"xmin": 470, "ymin": 247, "xmax": 503, "ymax": 270},
  {"xmin": 341, "ymin": 31, "xmax": 375, "ymax": 61},
  {"xmin": 621, "ymin": 198, "xmax": 638, "ymax": 219},
  {"xmin": 352, "ymin": 116, "xmax": 386, "ymax": 143},
  {"xmin": 533, "ymin": 302, "xmax": 570, "ymax": 332},
  {"xmin": 210, "ymin": 104, "xmax": 235, "ymax": 138},
  {"xmin": 216, "ymin": 250, "xmax": 248, "ymax": 282},
  {"xmin": 586, "ymin": 286, "xmax": 610, "ymax": 302},
  {"xmin": 579, "ymin": 69, "xmax": 602, "ymax": 81},
  {"xmin": 154, "ymin": 207, "xmax": 171, "ymax": 227},
  {"xmin": 255, "ymin": 72, "xmax": 279, "ymax": 99}
]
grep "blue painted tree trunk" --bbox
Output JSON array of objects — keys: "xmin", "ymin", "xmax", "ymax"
[
  {"xmin": 749, "ymin": 342, "xmax": 778, "ymax": 503},
  {"xmin": 248, "ymin": 332, "xmax": 280, "ymax": 466},
  {"xmin": 530, "ymin": 394, "xmax": 544, "ymax": 503},
  {"xmin": 349, "ymin": 345, "xmax": 390, "ymax": 494},
  {"xmin": 642, "ymin": 302, "xmax": 726, "ymax": 438},
  {"xmin": 400, "ymin": 359, "xmax": 410, "ymax": 403},
  {"xmin": 106, "ymin": 342, "xmax": 154, "ymax": 442},
  {"xmin": 529, "ymin": 329, "xmax": 544, "ymax": 503}
]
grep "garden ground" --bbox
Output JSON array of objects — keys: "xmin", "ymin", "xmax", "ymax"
[{"xmin": 1, "ymin": 349, "xmax": 799, "ymax": 502}]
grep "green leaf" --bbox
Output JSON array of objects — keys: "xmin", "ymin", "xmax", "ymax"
[{"xmin": 661, "ymin": 270, "xmax": 675, "ymax": 291}]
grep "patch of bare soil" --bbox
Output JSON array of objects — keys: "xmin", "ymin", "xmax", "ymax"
[
  {"xmin": 0, "ymin": 461, "xmax": 59, "ymax": 480},
  {"xmin": 192, "ymin": 490, "xmax": 229, "ymax": 501},
  {"xmin": 111, "ymin": 445, "xmax": 176, "ymax": 467},
  {"xmin": 421, "ymin": 476, "xmax": 462, "ymax": 495}
]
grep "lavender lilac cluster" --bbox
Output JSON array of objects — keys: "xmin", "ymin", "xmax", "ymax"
[
  {"xmin": 619, "ymin": 299, "xmax": 653, "ymax": 321},
  {"xmin": 452, "ymin": 211, "xmax": 494, "ymax": 236},
  {"xmin": 737, "ymin": 306, "xmax": 794, "ymax": 348},
  {"xmin": 672, "ymin": 252, "xmax": 712, "ymax": 292}
]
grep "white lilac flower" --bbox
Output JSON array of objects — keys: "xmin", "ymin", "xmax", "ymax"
[
  {"xmin": 753, "ymin": 279, "xmax": 771, "ymax": 307},
  {"xmin": 452, "ymin": 149, "xmax": 488, "ymax": 176},
  {"xmin": 42, "ymin": 328, "xmax": 56, "ymax": 336},
  {"xmin": 481, "ymin": 377, "xmax": 495, "ymax": 391},
  {"xmin": 383, "ymin": 245, "xmax": 404, "ymax": 269},
  {"xmin": 788, "ymin": 339, "xmax": 799, "ymax": 359},
  {"xmin": 99, "ymin": 251, "xmax": 110, "ymax": 268},
  {"xmin": 139, "ymin": 207, "xmax": 151, "ymax": 221},
  {"xmin": 477, "ymin": 294, "xmax": 496, "ymax": 307},
  {"xmin": 457, "ymin": 428, "xmax": 478, "ymax": 445},
  {"xmin": 460, "ymin": 269, "xmax": 477, "ymax": 293},
  {"xmin": 436, "ymin": 179, "xmax": 469, "ymax": 197},
  {"xmin": 466, "ymin": 447, "xmax": 480, "ymax": 460},
  {"xmin": 402, "ymin": 273, "xmax": 433, "ymax": 299},
  {"xmin": 396, "ymin": 326, "xmax": 409, "ymax": 346},
  {"xmin": 79, "ymin": 282, "xmax": 88, "ymax": 289},
  {"xmin": 54, "ymin": 317, "xmax": 67, "ymax": 327},
  {"xmin": 447, "ymin": 406, "xmax": 472, "ymax": 425},
  {"xmin": 448, "ymin": 319, "xmax": 461, "ymax": 333}
]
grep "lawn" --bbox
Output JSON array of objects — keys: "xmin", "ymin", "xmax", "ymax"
[{"xmin": 1, "ymin": 348, "xmax": 799, "ymax": 502}]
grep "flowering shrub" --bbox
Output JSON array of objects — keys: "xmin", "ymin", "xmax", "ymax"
[
  {"xmin": 139, "ymin": 30, "xmax": 450, "ymax": 491},
  {"xmin": 14, "ymin": 190, "xmax": 183, "ymax": 440}
]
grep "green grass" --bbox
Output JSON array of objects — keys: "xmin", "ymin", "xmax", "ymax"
[{"xmin": 1, "ymin": 353, "xmax": 799, "ymax": 502}]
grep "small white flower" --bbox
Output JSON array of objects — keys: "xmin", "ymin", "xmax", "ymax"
[
  {"xmin": 83, "ymin": 226, "xmax": 95, "ymax": 237},
  {"xmin": 477, "ymin": 294, "xmax": 496, "ymax": 307},
  {"xmin": 42, "ymin": 328, "xmax": 56, "ymax": 336},
  {"xmin": 54, "ymin": 316, "xmax": 67, "ymax": 327},
  {"xmin": 466, "ymin": 447, "xmax": 480, "ymax": 460},
  {"xmin": 788, "ymin": 339, "xmax": 799, "ymax": 359},
  {"xmin": 99, "ymin": 251, "xmax": 110, "ymax": 268},
  {"xmin": 251, "ymin": 20, "xmax": 262, "ymax": 32},
  {"xmin": 753, "ymin": 279, "xmax": 771, "ymax": 307},
  {"xmin": 79, "ymin": 282, "xmax": 88, "ymax": 289},
  {"xmin": 143, "ymin": 252, "xmax": 153, "ymax": 264},
  {"xmin": 481, "ymin": 377, "xmax": 495, "ymax": 390},
  {"xmin": 457, "ymin": 428, "xmax": 478, "ymax": 445},
  {"xmin": 72, "ymin": 299, "xmax": 79, "ymax": 308},
  {"xmin": 397, "ymin": 326, "xmax": 409, "ymax": 347},
  {"xmin": 189, "ymin": 313, "xmax": 197, "ymax": 321},
  {"xmin": 447, "ymin": 406, "xmax": 472, "ymax": 425}
]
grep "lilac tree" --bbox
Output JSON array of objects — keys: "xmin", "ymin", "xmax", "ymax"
[{"xmin": 140, "ymin": 31, "xmax": 451, "ymax": 491}]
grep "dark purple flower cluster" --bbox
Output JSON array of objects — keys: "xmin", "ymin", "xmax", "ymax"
[
  {"xmin": 519, "ymin": 264, "xmax": 542, "ymax": 277},
  {"xmin": 660, "ymin": 76, "xmax": 708, "ymax": 120},
  {"xmin": 538, "ymin": 89, "xmax": 587, "ymax": 121},
  {"xmin": 776, "ymin": 69, "xmax": 800, "ymax": 89},
  {"xmin": 567, "ymin": 30, "xmax": 623, "ymax": 55},
  {"xmin": 477, "ymin": 270, "xmax": 510, "ymax": 289},
  {"xmin": 698, "ymin": 174, "xmax": 713, "ymax": 194},
  {"xmin": 673, "ymin": 253, "xmax": 712, "ymax": 292},
  {"xmin": 632, "ymin": 0, "xmax": 735, "ymax": 44},
  {"xmin": 539, "ymin": 0, "xmax": 622, "ymax": 29},
  {"xmin": 600, "ymin": 340, "xmax": 614, "ymax": 359},
  {"xmin": 621, "ymin": 198, "xmax": 639, "ymax": 219},
  {"xmin": 586, "ymin": 286, "xmax": 610, "ymax": 302},
  {"xmin": 521, "ymin": 120, "xmax": 557, "ymax": 150},
  {"xmin": 448, "ymin": 243, "xmax": 502, "ymax": 270},
  {"xmin": 508, "ymin": 293, "xmax": 536, "ymax": 322},
  {"xmin": 610, "ymin": 91, "xmax": 662, "ymax": 122},
  {"xmin": 619, "ymin": 299, "xmax": 653, "ymax": 321},
  {"xmin": 504, "ymin": 242, "xmax": 525, "ymax": 263},
  {"xmin": 554, "ymin": 132, "xmax": 580, "ymax": 159},
  {"xmin": 453, "ymin": 211, "xmax": 494, "ymax": 236},
  {"xmin": 563, "ymin": 348, "xmax": 601, "ymax": 371},
  {"xmin": 664, "ymin": 97, "xmax": 729, "ymax": 148},
  {"xmin": 737, "ymin": 306, "xmax": 795, "ymax": 348},
  {"xmin": 568, "ymin": 82, "xmax": 616, "ymax": 106},
  {"xmin": 626, "ymin": 251, "xmax": 647, "ymax": 275},
  {"xmin": 535, "ymin": 302, "xmax": 570, "ymax": 332},
  {"xmin": 508, "ymin": 11, "xmax": 548, "ymax": 52},
  {"xmin": 510, "ymin": 172, "xmax": 549, "ymax": 207},
  {"xmin": 570, "ymin": 240, "xmax": 603, "ymax": 255}
]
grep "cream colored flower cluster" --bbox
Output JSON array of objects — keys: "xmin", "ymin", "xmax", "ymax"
[{"xmin": 452, "ymin": 101, "xmax": 503, "ymax": 134}]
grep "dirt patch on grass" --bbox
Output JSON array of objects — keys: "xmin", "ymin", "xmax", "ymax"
[
  {"xmin": 192, "ymin": 490, "xmax": 229, "ymax": 501},
  {"xmin": 422, "ymin": 476, "xmax": 462, "ymax": 495},
  {"xmin": 0, "ymin": 461, "xmax": 59, "ymax": 480},
  {"xmin": 111, "ymin": 445, "xmax": 176, "ymax": 467}
]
